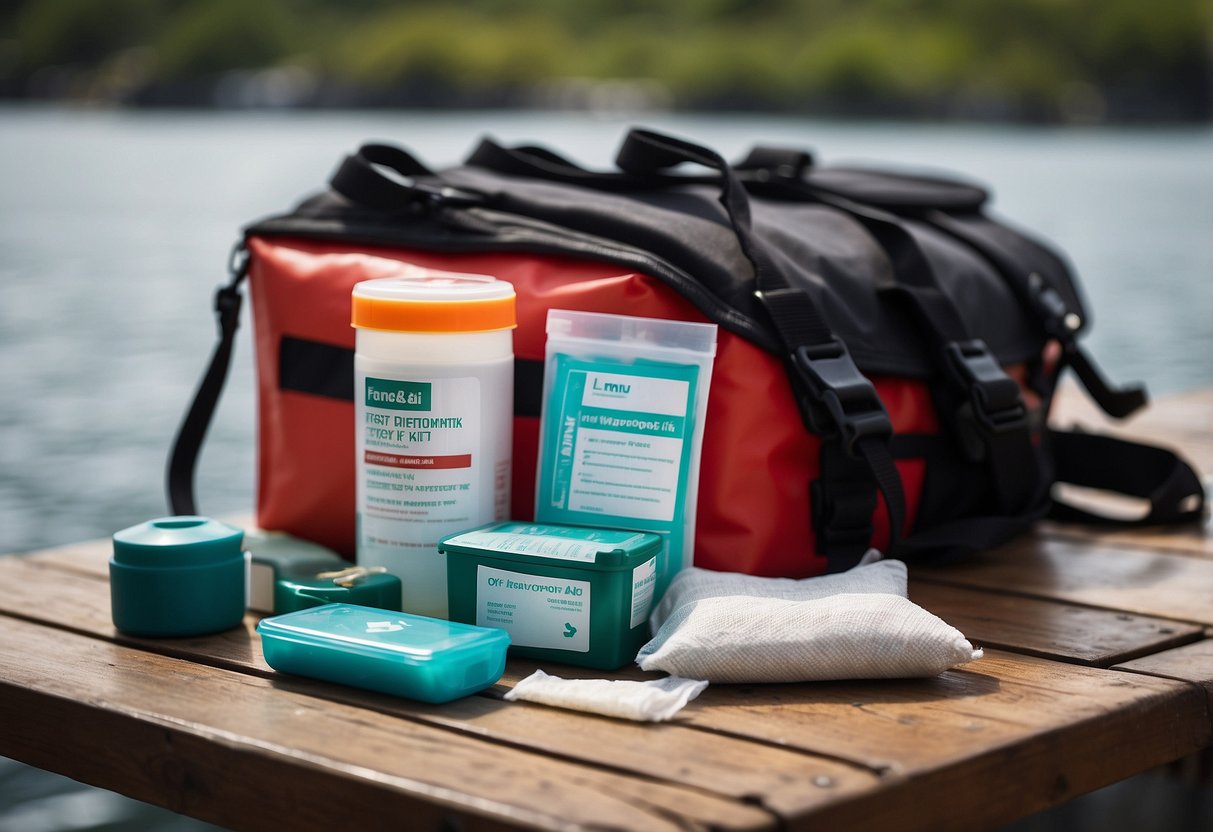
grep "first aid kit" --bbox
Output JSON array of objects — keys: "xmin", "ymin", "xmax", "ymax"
[{"xmin": 168, "ymin": 127, "xmax": 1205, "ymax": 581}]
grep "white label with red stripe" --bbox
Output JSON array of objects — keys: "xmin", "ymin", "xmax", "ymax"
[{"xmin": 357, "ymin": 374, "xmax": 480, "ymax": 552}]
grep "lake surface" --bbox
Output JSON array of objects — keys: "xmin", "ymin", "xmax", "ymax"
[{"xmin": 0, "ymin": 107, "xmax": 1210, "ymax": 829}]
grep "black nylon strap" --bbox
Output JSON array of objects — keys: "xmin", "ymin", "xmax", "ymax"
[
  {"xmin": 813, "ymin": 446, "xmax": 878, "ymax": 571},
  {"xmin": 925, "ymin": 210, "xmax": 1148, "ymax": 420},
  {"xmin": 768, "ymin": 166, "xmax": 1044, "ymax": 518},
  {"xmin": 895, "ymin": 507, "xmax": 1049, "ymax": 563},
  {"xmin": 1048, "ymin": 429, "xmax": 1205, "ymax": 525},
  {"xmin": 330, "ymin": 143, "xmax": 486, "ymax": 213},
  {"xmin": 728, "ymin": 148, "xmax": 1044, "ymax": 521},
  {"xmin": 166, "ymin": 244, "xmax": 248, "ymax": 516},
  {"xmin": 279, "ymin": 336, "xmax": 352, "ymax": 400},
  {"xmin": 609, "ymin": 130, "xmax": 905, "ymax": 566},
  {"xmin": 1063, "ymin": 345, "xmax": 1149, "ymax": 419},
  {"xmin": 466, "ymin": 138, "xmax": 659, "ymax": 190},
  {"xmin": 329, "ymin": 143, "xmax": 435, "ymax": 211},
  {"xmin": 276, "ymin": 335, "xmax": 546, "ymax": 419},
  {"xmin": 735, "ymin": 145, "xmax": 814, "ymax": 179}
]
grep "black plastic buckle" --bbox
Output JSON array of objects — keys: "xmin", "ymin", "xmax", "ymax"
[
  {"xmin": 944, "ymin": 340, "xmax": 1027, "ymax": 437},
  {"xmin": 792, "ymin": 340, "xmax": 892, "ymax": 458},
  {"xmin": 214, "ymin": 241, "xmax": 248, "ymax": 336},
  {"xmin": 213, "ymin": 283, "xmax": 243, "ymax": 336}
]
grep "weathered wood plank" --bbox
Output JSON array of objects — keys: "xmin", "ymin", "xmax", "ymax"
[
  {"xmin": 687, "ymin": 650, "xmax": 1210, "ymax": 831},
  {"xmin": 0, "ymin": 615, "xmax": 776, "ymax": 832},
  {"xmin": 914, "ymin": 534, "xmax": 1213, "ymax": 626},
  {"xmin": 1039, "ymin": 517, "xmax": 1213, "ymax": 560},
  {"xmin": 0, "ymin": 554, "xmax": 880, "ymax": 821},
  {"xmin": 681, "ymin": 650, "xmax": 1208, "ymax": 773},
  {"xmin": 1114, "ymin": 639, "xmax": 1213, "ymax": 703},
  {"xmin": 3, "ymin": 555, "xmax": 1206, "ymax": 832},
  {"xmin": 908, "ymin": 580, "xmax": 1203, "ymax": 666},
  {"xmin": 9, "ymin": 537, "xmax": 113, "ymax": 577}
]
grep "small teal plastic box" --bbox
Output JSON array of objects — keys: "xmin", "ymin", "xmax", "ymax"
[{"xmin": 257, "ymin": 603, "xmax": 509, "ymax": 703}]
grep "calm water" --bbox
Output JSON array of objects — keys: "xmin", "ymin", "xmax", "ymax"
[{"xmin": 0, "ymin": 107, "xmax": 1210, "ymax": 830}]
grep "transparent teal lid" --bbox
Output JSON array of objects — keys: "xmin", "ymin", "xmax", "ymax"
[{"xmin": 257, "ymin": 603, "xmax": 510, "ymax": 703}]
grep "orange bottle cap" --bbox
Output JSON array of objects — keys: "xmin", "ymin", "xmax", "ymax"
[{"xmin": 352, "ymin": 272, "xmax": 516, "ymax": 333}]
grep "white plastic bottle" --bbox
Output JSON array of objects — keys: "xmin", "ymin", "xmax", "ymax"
[{"xmin": 352, "ymin": 272, "xmax": 515, "ymax": 618}]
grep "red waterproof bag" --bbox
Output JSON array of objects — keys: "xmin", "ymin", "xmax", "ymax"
[{"xmin": 169, "ymin": 129, "xmax": 1205, "ymax": 576}]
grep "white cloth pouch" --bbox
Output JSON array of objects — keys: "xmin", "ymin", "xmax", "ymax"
[{"xmin": 637, "ymin": 559, "xmax": 981, "ymax": 683}]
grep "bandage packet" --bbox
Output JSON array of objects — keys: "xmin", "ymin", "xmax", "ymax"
[{"xmin": 505, "ymin": 669, "xmax": 707, "ymax": 722}]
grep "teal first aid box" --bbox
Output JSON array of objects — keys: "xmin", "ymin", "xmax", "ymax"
[
  {"xmin": 257, "ymin": 603, "xmax": 509, "ymax": 703},
  {"xmin": 442, "ymin": 522, "xmax": 662, "ymax": 670}
]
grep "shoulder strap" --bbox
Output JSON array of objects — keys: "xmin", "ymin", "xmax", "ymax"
[
  {"xmin": 330, "ymin": 143, "xmax": 484, "ymax": 210},
  {"xmin": 1048, "ymin": 429, "xmax": 1205, "ymax": 525},
  {"xmin": 166, "ymin": 242, "xmax": 249, "ymax": 515},
  {"xmin": 466, "ymin": 136, "xmax": 724, "ymax": 190}
]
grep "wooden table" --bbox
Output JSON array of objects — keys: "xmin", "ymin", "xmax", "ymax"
[{"xmin": 1, "ymin": 388, "xmax": 1210, "ymax": 831}]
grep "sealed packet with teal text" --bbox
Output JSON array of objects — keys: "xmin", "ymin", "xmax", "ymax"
[{"xmin": 535, "ymin": 310, "xmax": 718, "ymax": 599}]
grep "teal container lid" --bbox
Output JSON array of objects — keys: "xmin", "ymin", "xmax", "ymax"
[
  {"xmin": 257, "ymin": 603, "xmax": 510, "ymax": 703},
  {"xmin": 109, "ymin": 516, "xmax": 246, "ymax": 637},
  {"xmin": 112, "ymin": 516, "xmax": 244, "ymax": 568},
  {"xmin": 440, "ymin": 522, "xmax": 661, "ymax": 570}
]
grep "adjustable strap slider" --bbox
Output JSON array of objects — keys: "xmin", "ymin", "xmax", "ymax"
[
  {"xmin": 792, "ymin": 340, "xmax": 892, "ymax": 457},
  {"xmin": 213, "ymin": 282, "xmax": 243, "ymax": 336},
  {"xmin": 944, "ymin": 340, "xmax": 1027, "ymax": 437}
]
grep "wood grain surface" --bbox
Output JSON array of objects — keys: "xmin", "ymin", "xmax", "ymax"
[{"xmin": 0, "ymin": 387, "xmax": 1210, "ymax": 831}]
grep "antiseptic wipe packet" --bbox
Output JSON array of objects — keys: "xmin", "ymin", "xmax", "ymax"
[{"xmin": 534, "ymin": 310, "xmax": 717, "ymax": 599}]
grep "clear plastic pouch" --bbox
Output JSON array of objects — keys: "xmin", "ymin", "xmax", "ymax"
[{"xmin": 534, "ymin": 310, "xmax": 718, "ymax": 599}]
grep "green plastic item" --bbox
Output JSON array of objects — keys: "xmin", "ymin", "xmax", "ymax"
[
  {"xmin": 442, "ymin": 521, "xmax": 662, "ymax": 670},
  {"xmin": 109, "ymin": 516, "xmax": 245, "ymax": 637},
  {"xmin": 257, "ymin": 603, "xmax": 509, "ymax": 703},
  {"xmin": 273, "ymin": 560, "xmax": 403, "ymax": 613},
  {"xmin": 244, "ymin": 530, "xmax": 402, "ymax": 613}
]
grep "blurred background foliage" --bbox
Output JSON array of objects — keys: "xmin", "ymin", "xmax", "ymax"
[{"xmin": 1, "ymin": 0, "xmax": 1210, "ymax": 121}]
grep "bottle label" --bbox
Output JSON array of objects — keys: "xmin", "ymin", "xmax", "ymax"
[{"xmin": 358, "ymin": 375, "xmax": 480, "ymax": 551}]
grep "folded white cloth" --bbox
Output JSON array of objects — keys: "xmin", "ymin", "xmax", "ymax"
[
  {"xmin": 649, "ymin": 557, "xmax": 906, "ymax": 632},
  {"xmin": 504, "ymin": 669, "xmax": 708, "ymax": 722},
  {"xmin": 638, "ymin": 557, "xmax": 981, "ymax": 683}
]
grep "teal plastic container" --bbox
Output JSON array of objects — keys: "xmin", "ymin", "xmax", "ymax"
[
  {"xmin": 271, "ymin": 561, "xmax": 402, "ymax": 613},
  {"xmin": 244, "ymin": 530, "xmax": 402, "ymax": 614},
  {"xmin": 257, "ymin": 603, "xmax": 509, "ymax": 703},
  {"xmin": 109, "ymin": 516, "xmax": 246, "ymax": 637},
  {"xmin": 442, "ymin": 522, "xmax": 662, "ymax": 670}
]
